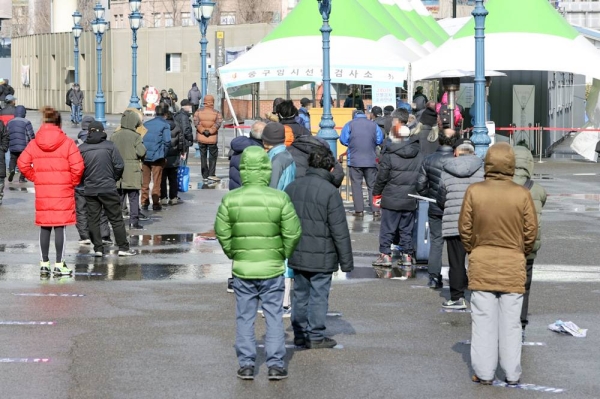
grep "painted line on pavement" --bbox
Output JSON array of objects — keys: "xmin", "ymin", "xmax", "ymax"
[
  {"xmin": 0, "ymin": 321, "xmax": 55, "ymax": 325},
  {"xmin": 74, "ymin": 272, "xmax": 105, "ymax": 276},
  {"xmin": 489, "ymin": 380, "xmax": 565, "ymax": 393},
  {"xmin": 0, "ymin": 358, "xmax": 50, "ymax": 363},
  {"xmin": 573, "ymin": 173, "xmax": 596, "ymax": 176},
  {"xmin": 461, "ymin": 340, "xmax": 546, "ymax": 346},
  {"xmin": 257, "ymin": 344, "xmax": 344, "ymax": 350},
  {"xmin": 440, "ymin": 309, "xmax": 472, "ymax": 313},
  {"xmin": 12, "ymin": 293, "xmax": 85, "ymax": 297}
]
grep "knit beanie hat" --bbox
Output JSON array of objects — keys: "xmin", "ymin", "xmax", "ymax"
[
  {"xmin": 261, "ymin": 122, "xmax": 286, "ymax": 145},
  {"xmin": 420, "ymin": 107, "xmax": 438, "ymax": 127}
]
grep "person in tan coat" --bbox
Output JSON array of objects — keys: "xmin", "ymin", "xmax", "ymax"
[
  {"xmin": 193, "ymin": 94, "xmax": 223, "ymax": 182},
  {"xmin": 458, "ymin": 142, "xmax": 537, "ymax": 386}
]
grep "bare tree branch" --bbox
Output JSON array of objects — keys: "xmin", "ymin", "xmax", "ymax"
[{"xmin": 236, "ymin": 0, "xmax": 276, "ymax": 24}]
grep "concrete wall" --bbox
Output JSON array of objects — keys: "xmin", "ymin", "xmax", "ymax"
[
  {"xmin": 51, "ymin": 0, "xmax": 77, "ymax": 33},
  {"xmin": 0, "ymin": 0, "xmax": 11, "ymax": 19}
]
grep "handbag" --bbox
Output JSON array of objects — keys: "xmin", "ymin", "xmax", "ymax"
[{"xmin": 177, "ymin": 155, "xmax": 190, "ymax": 192}]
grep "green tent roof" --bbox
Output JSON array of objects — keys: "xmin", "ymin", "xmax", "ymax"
[
  {"xmin": 357, "ymin": 0, "xmax": 412, "ymax": 42},
  {"xmin": 454, "ymin": 0, "xmax": 579, "ymax": 40},
  {"xmin": 379, "ymin": 0, "xmax": 429, "ymax": 45},
  {"xmin": 404, "ymin": 8, "xmax": 445, "ymax": 46}
]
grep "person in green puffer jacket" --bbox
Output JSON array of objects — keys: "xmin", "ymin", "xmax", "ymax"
[
  {"xmin": 214, "ymin": 145, "xmax": 301, "ymax": 381},
  {"xmin": 512, "ymin": 145, "xmax": 547, "ymax": 338}
]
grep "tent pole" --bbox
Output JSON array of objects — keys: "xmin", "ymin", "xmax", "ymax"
[
  {"xmin": 407, "ymin": 63, "xmax": 414, "ymax": 110},
  {"xmin": 222, "ymin": 83, "xmax": 241, "ymax": 137}
]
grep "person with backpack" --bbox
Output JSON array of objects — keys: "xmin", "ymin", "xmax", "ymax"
[
  {"xmin": 18, "ymin": 107, "xmax": 85, "ymax": 276},
  {"xmin": 277, "ymin": 100, "xmax": 311, "ymax": 145},
  {"xmin": 512, "ymin": 146, "xmax": 547, "ymax": 342},
  {"xmin": 297, "ymin": 98, "xmax": 311, "ymax": 131},
  {"xmin": 6, "ymin": 105, "xmax": 34, "ymax": 183},
  {"xmin": 436, "ymin": 92, "xmax": 463, "ymax": 129},
  {"xmin": 69, "ymin": 83, "xmax": 84, "ymax": 126}
]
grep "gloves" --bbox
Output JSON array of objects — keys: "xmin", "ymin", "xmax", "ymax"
[
  {"xmin": 202, "ymin": 130, "xmax": 211, "ymax": 138},
  {"xmin": 373, "ymin": 195, "xmax": 382, "ymax": 207}
]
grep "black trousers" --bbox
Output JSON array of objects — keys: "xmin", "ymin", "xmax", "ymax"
[
  {"xmin": 446, "ymin": 236, "xmax": 468, "ymax": 301},
  {"xmin": 199, "ymin": 144, "xmax": 218, "ymax": 179},
  {"xmin": 86, "ymin": 192, "xmax": 130, "ymax": 252},
  {"xmin": 378, "ymin": 208, "xmax": 414, "ymax": 255},
  {"xmin": 75, "ymin": 191, "xmax": 111, "ymax": 240},
  {"xmin": 160, "ymin": 167, "xmax": 179, "ymax": 200},
  {"xmin": 9, "ymin": 151, "xmax": 21, "ymax": 174},
  {"xmin": 349, "ymin": 166, "xmax": 377, "ymax": 213},
  {"xmin": 119, "ymin": 189, "xmax": 140, "ymax": 224},
  {"xmin": 521, "ymin": 259, "xmax": 535, "ymax": 328}
]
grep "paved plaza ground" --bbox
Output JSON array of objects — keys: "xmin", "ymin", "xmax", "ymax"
[{"xmin": 0, "ymin": 112, "xmax": 599, "ymax": 398}]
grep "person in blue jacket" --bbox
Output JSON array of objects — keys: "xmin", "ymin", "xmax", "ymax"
[
  {"xmin": 141, "ymin": 103, "xmax": 171, "ymax": 211},
  {"xmin": 297, "ymin": 98, "xmax": 311, "ymax": 131},
  {"xmin": 340, "ymin": 110, "xmax": 384, "ymax": 218}
]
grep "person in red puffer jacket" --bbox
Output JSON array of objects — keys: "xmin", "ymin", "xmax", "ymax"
[{"xmin": 18, "ymin": 106, "xmax": 85, "ymax": 277}]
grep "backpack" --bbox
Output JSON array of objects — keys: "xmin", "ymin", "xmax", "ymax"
[
  {"xmin": 284, "ymin": 125, "xmax": 294, "ymax": 147},
  {"xmin": 439, "ymin": 104, "xmax": 451, "ymax": 128},
  {"xmin": 66, "ymin": 89, "xmax": 73, "ymax": 106}
]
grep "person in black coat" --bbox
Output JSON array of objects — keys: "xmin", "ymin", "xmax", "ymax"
[
  {"xmin": 285, "ymin": 146, "xmax": 354, "ymax": 350},
  {"xmin": 228, "ymin": 121, "xmax": 265, "ymax": 190},
  {"xmin": 415, "ymin": 128, "xmax": 457, "ymax": 288},
  {"xmin": 372, "ymin": 108, "xmax": 422, "ymax": 267},
  {"xmin": 7, "ymin": 105, "xmax": 34, "ymax": 183},
  {"xmin": 287, "ymin": 134, "xmax": 344, "ymax": 188}
]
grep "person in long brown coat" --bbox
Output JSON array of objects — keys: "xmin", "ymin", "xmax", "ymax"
[
  {"xmin": 193, "ymin": 94, "xmax": 222, "ymax": 182},
  {"xmin": 458, "ymin": 142, "xmax": 537, "ymax": 386}
]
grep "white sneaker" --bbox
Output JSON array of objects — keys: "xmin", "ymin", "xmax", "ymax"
[
  {"xmin": 283, "ymin": 307, "xmax": 292, "ymax": 318},
  {"xmin": 94, "ymin": 251, "xmax": 104, "ymax": 257},
  {"xmin": 78, "ymin": 239, "xmax": 91, "ymax": 245},
  {"xmin": 118, "ymin": 249, "xmax": 137, "ymax": 257},
  {"xmin": 208, "ymin": 176, "xmax": 221, "ymax": 182}
]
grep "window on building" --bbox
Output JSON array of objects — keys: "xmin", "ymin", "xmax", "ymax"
[
  {"xmin": 166, "ymin": 53, "xmax": 182, "ymax": 72},
  {"xmin": 165, "ymin": 13, "xmax": 173, "ymax": 27},
  {"xmin": 181, "ymin": 12, "xmax": 191, "ymax": 26},
  {"xmin": 120, "ymin": 14, "xmax": 124, "ymax": 28},
  {"xmin": 114, "ymin": 15, "xmax": 119, "ymax": 28},
  {"xmin": 153, "ymin": 13, "xmax": 162, "ymax": 28},
  {"xmin": 220, "ymin": 12, "xmax": 236, "ymax": 25}
]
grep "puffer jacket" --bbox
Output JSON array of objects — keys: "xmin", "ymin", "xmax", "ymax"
[
  {"xmin": 76, "ymin": 116, "xmax": 96, "ymax": 144},
  {"xmin": 416, "ymin": 145, "xmax": 454, "ymax": 216},
  {"xmin": 228, "ymin": 135, "xmax": 263, "ymax": 190},
  {"xmin": 0, "ymin": 105, "xmax": 15, "ymax": 125},
  {"xmin": 7, "ymin": 105, "xmax": 35, "ymax": 153},
  {"xmin": 187, "ymin": 85, "xmax": 201, "ymax": 105},
  {"xmin": 17, "ymin": 124, "xmax": 84, "ymax": 226},
  {"xmin": 512, "ymin": 146, "xmax": 547, "ymax": 260},
  {"xmin": 287, "ymin": 135, "xmax": 344, "ymax": 188},
  {"xmin": 268, "ymin": 144, "xmax": 296, "ymax": 191},
  {"xmin": 439, "ymin": 154, "xmax": 484, "ymax": 237},
  {"xmin": 411, "ymin": 123, "xmax": 440, "ymax": 157},
  {"xmin": 280, "ymin": 118, "xmax": 311, "ymax": 140},
  {"xmin": 340, "ymin": 113, "xmax": 384, "ymax": 167},
  {"xmin": 110, "ymin": 110, "xmax": 147, "ymax": 190},
  {"xmin": 214, "ymin": 146, "xmax": 302, "ymax": 279},
  {"xmin": 373, "ymin": 137, "xmax": 422, "ymax": 211},
  {"xmin": 459, "ymin": 143, "xmax": 538, "ymax": 294},
  {"xmin": 174, "ymin": 109, "xmax": 194, "ymax": 152},
  {"xmin": 142, "ymin": 116, "xmax": 171, "ymax": 162},
  {"xmin": 285, "ymin": 167, "xmax": 354, "ymax": 273},
  {"xmin": 164, "ymin": 117, "xmax": 182, "ymax": 168},
  {"xmin": 297, "ymin": 107, "xmax": 311, "ymax": 131},
  {"xmin": 193, "ymin": 97, "xmax": 223, "ymax": 145},
  {"xmin": 78, "ymin": 128, "xmax": 124, "ymax": 195}
]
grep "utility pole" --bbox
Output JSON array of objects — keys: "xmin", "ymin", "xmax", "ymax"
[{"xmin": 453, "ymin": 0, "xmax": 457, "ymax": 18}]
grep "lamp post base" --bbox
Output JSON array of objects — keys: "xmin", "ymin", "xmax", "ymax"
[
  {"xmin": 471, "ymin": 127, "xmax": 491, "ymax": 158},
  {"xmin": 94, "ymin": 97, "xmax": 107, "ymax": 125},
  {"xmin": 317, "ymin": 118, "xmax": 339, "ymax": 158}
]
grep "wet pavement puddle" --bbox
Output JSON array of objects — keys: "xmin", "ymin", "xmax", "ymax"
[
  {"xmin": 12, "ymin": 293, "xmax": 85, "ymax": 297},
  {"xmin": 257, "ymin": 344, "xmax": 344, "ymax": 350}
]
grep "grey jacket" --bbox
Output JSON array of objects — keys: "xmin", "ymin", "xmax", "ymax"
[
  {"xmin": 439, "ymin": 155, "xmax": 484, "ymax": 237},
  {"xmin": 512, "ymin": 146, "xmax": 547, "ymax": 260},
  {"xmin": 69, "ymin": 89, "xmax": 84, "ymax": 106}
]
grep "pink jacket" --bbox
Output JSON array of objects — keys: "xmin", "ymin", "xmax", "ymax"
[{"xmin": 436, "ymin": 92, "xmax": 463, "ymax": 127}]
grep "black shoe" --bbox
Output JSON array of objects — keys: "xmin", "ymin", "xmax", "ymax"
[
  {"xmin": 8, "ymin": 170, "xmax": 14, "ymax": 182},
  {"xmin": 293, "ymin": 336, "xmax": 306, "ymax": 347},
  {"xmin": 226, "ymin": 278, "xmax": 233, "ymax": 293},
  {"xmin": 521, "ymin": 327, "xmax": 526, "ymax": 343},
  {"xmin": 18, "ymin": 176, "xmax": 27, "ymax": 183},
  {"xmin": 505, "ymin": 378, "xmax": 520, "ymax": 386},
  {"xmin": 138, "ymin": 212, "xmax": 149, "ymax": 221},
  {"xmin": 141, "ymin": 205, "xmax": 149, "ymax": 211},
  {"xmin": 130, "ymin": 223, "xmax": 144, "ymax": 230},
  {"xmin": 372, "ymin": 211, "xmax": 381, "ymax": 219},
  {"xmin": 306, "ymin": 337, "xmax": 337, "ymax": 349},
  {"xmin": 352, "ymin": 211, "xmax": 364, "ymax": 218},
  {"xmin": 267, "ymin": 367, "xmax": 288, "ymax": 380},
  {"xmin": 152, "ymin": 205, "xmax": 162, "ymax": 211},
  {"xmin": 237, "ymin": 366, "xmax": 255, "ymax": 380},
  {"xmin": 427, "ymin": 275, "xmax": 443, "ymax": 289}
]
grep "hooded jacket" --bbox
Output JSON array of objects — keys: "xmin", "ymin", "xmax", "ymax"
[
  {"xmin": 411, "ymin": 123, "xmax": 440, "ymax": 157},
  {"xmin": 214, "ymin": 146, "xmax": 302, "ymax": 279},
  {"xmin": 7, "ymin": 105, "xmax": 35, "ymax": 153},
  {"xmin": 373, "ymin": 137, "xmax": 422, "ymax": 211},
  {"xmin": 143, "ymin": 116, "xmax": 171, "ymax": 162},
  {"xmin": 297, "ymin": 107, "xmax": 311, "ymax": 130},
  {"xmin": 415, "ymin": 145, "xmax": 454, "ymax": 216},
  {"xmin": 187, "ymin": 84, "xmax": 201, "ymax": 105},
  {"xmin": 285, "ymin": 167, "xmax": 354, "ymax": 274},
  {"xmin": 164, "ymin": 116, "xmax": 182, "ymax": 168},
  {"xmin": 17, "ymin": 124, "xmax": 84, "ymax": 226},
  {"xmin": 459, "ymin": 143, "xmax": 538, "ymax": 294},
  {"xmin": 69, "ymin": 88, "xmax": 84, "ymax": 106},
  {"xmin": 78, "ymin": 127, "xmax": 125, "ymax": 195},
  {"xmin": 193, "ymin": 95, "xmax": 223, "ymax": 145},
  {"xmin": 439, "ymin": 154, "xmax": 485, "ymax": 237},
  {"xmin": 512, "ymin": 146, "xmax": 547, "ymax": 260},
  {"xmin": 436, "ymin": 92, "xmax": 463, "ymax": 127},
  {"xmin": 287, "ymin": 135, "xmax": 344, "ymax": 188},
  {"xmin": 268, "ymin": 144, "xmax": 296, "ymax": 191},
  {"xmin": 110, "ymin": 110, "xmax": 147, "ymax": 190},
  {"xmin": 340, "ymin": 113, "xmax": 384, "ymax": 167},
  {"xmin": 76, "ymin": 116, "xmax": 96, "ymax": 144},
  {"xmin": 228, "ymin": 135, "xmax": 263, "ymax": 190}
]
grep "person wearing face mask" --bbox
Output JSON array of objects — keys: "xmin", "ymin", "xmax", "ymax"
[
  {"xmin": 69, "ymin": 83, "xmax": 84, "ymax": 126},
  {"xmin": 372, "ymin": 108, "xmax": 422, "ymax": 268}
]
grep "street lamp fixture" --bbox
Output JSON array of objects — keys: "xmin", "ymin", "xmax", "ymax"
[
  {"xmin": 92, "ymin": 2, "xmax": 107, "ymax": 124},
  {"xmin": 316, "ymin": 0, "xmax": 338, "ymax": 157},
  {"xmin": 471, "ymin": 0, "xmax": 490, "ymax": 157},
  {"xmin": 128, "ymin": 0, "xmax": 143, "ymax": 109},
  {"xmin": 194, "ymin": 0, "xmax": 216, "ymax": 105}
]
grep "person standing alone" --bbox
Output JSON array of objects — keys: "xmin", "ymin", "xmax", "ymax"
[
  {"xmin": 194, "ymin": 94, "xmax": 222, "ymax": 182},
  {"xmin": 69, "ymin": 83, "xmax": 84, "ymax": 126}
]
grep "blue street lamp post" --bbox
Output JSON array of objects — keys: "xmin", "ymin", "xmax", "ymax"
[
  {"xmin": 72, "ymin": 11, "xmax": 83, "ymax": 85},
  {"xmin": 92, "ymin": 2, "xmax": 108, "ymax": 124},
  {"xmin": 316, "ymin": 0, "xmax": 338, "ymax": 158},
  {"xmin": 471, "ymin": 0, "xmax": 490, "ymax": 157},
  {"xmin": 194, "ymin": 0, "xmax": 216, "ymax": 105},
  {"xmin": 128, "ymin": 0, "xmax": 142, "ymax": 109}
]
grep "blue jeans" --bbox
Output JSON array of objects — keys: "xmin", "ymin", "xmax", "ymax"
[
  {"xmin": 71, "ymin": 104, "xmax": 82, "ymax": 123},
  {"xmin": 291, "ymin": 270, "xmax": 333, "ymax": 342},
  {"xmin": 234, "ymin": 275, "xmax": 285, "ymax": 369}
]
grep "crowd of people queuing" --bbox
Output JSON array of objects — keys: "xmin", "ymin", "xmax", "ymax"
[{"xmin": 218, "ymin": 87, "xmax": 544, "ymax": 384}]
